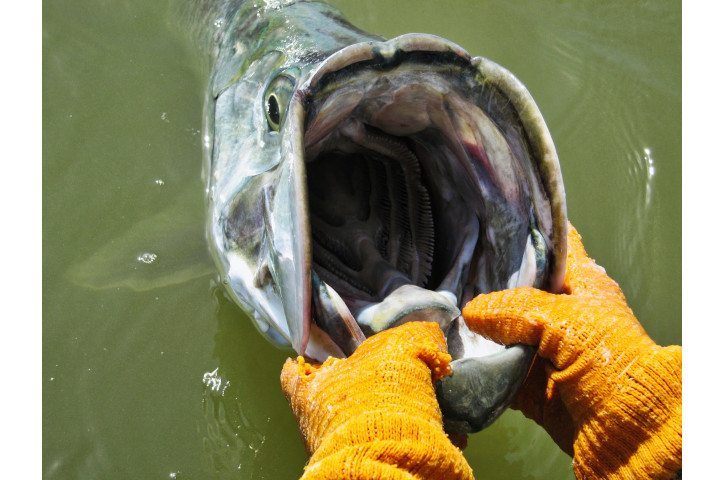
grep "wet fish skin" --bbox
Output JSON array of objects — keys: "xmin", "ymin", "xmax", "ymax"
[
  {"xmin": 190, "ymin": 1, "xmax": 380, "ymax": 350},
  {"xmin": 436, "ymin": 345, "xmax": 536, "ymax": 433}
]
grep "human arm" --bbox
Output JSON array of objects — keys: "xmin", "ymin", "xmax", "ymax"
[
  {"xmin": 280, "ymin": 321, "xmax": 474, "ymax": 480},
  {"xmin": 462, "ymin": 223, "xmax": 682, "ymax": 479}
]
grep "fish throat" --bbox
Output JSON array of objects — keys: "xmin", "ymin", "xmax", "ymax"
[{"xmin": 307, "ymin": 126, "xmax": 434, "ymax": 302}]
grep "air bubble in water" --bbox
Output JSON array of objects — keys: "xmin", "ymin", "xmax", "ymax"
[{"xmin": 137, "ymin": 253, "xmax": 157, "ymax": 264}]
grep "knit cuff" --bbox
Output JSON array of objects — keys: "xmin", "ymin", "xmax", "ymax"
[
  {"xmin": 573, "ymin": 345, "xmax": 682, "ymax": 479},
  {"xmin": 306, "ymin": 412, "xmax": 474, "ymax": 480}
]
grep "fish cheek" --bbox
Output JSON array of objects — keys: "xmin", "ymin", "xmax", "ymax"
[{"xmin": 222, "ymin": 182, "xmax": 268, "ymax": 269}]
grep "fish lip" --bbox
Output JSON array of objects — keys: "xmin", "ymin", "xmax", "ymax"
[
  {"xmin": 470, "ymin": 54, "xmax": 567, "ymax": 292},
  {"xmin": 436, "ymin": 344, "xmax": 537, "ymax": 433},
  {"xmin": 303, "ymin": 33, "xmax": 473, "ymax": 90}
]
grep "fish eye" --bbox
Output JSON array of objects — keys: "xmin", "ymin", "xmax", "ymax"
[
  {"xmin": 267, "ymin": 94, "xmax": 281, "ymax": 127},
  {"xmin": 264, "ymin": 73, "xmax": 297, "ymax": 132}
]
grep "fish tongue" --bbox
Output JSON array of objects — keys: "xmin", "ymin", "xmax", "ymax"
[{"xmin": 354, "ymin": 284, "xmax": 460, "ymax": 337}]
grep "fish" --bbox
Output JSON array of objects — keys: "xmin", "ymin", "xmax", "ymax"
[{"xmin": 183, "ymin": 0, "xmax": 568, "ymax": 433}]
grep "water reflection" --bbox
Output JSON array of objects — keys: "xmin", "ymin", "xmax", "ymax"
[{"xmin": 201, "ymin": 288, "xmax": 307, "ymax": 478}]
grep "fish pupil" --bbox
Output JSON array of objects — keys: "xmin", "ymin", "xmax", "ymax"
[{"xmin": 267, "ymin": 94, "xmax": 280, "ymax": 129}]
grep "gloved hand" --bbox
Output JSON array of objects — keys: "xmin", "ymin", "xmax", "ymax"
[
  {"xmin": 281, "ymin": 321, "xmax": 474, "ymax": 480},
  {"xmin": 462, "ymin": 222, "xmax": 682, "ymax": 479}
]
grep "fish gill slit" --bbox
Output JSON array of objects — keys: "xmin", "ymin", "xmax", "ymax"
[
  {"xmin": 359, "ymin": 126, "xmax": 434, "ymax": 286},
  {"xmin": 306, "ymin": 124, "xmax": 436, "ymax": 301}
]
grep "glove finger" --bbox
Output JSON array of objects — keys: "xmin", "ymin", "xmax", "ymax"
[
  {"xmin": 463, "ymin": 288, "xmax": 599, "ymax": 371},
  {"xmin": 281, "ymin": 357, "xmax": 324, "ymax": 455},
  {"xmin": 564, "ymin": 223, "xmax": 627, "ymax": 305},
  {"xmin": 462, "ymin": 287, "xmax": 562, "ymax": 347},
  {"xmin": 281, "ymin": 357, "xmax": 308, "ymax": 405},
  {"xmin": 281, "ymin": 322, "xmax": 453, "ymax": 456}
]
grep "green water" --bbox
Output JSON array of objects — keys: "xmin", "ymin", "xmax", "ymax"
[{"xmin": 43, "ymin": 1, "xmax": 681, "ymax": 478}]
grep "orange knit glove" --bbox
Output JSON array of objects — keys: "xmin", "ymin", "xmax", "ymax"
[
  {"xmin": 462, "ymin": 223, "xmax": 682, "ymax": 479},
  {"xmin": 281, "ymin": 321, "xmax": 474, "ymax": 480}
]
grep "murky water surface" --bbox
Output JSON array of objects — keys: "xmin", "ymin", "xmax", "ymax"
[{"xmin": 43, "ymin": 1, "xmax": 681, "ymax": 478}]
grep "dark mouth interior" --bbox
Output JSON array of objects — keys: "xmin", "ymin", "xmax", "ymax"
[
  {"xmin": 301, "ymin": 54, "xmax": 542, "ymax": 324},
  {"xmin": 306, "ymin": 127, "xmax": 435, "ymax": 301}
]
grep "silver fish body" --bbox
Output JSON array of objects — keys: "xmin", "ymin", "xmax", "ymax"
[{"xmin": 191, "ymin": 0, "xmax": 567, "ymax": 433}]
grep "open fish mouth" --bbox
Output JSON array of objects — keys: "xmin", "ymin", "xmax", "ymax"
[
  {"xmin": 287, "ymin": 35, "xmax": 566, "ymax": 354},
  {"xmin": 272, "ymin": 34, "xmax": 567, "ymax": 431},
  {"xmin": 216, "ymin": 31, "xmax": 566, "ymax": 433}
]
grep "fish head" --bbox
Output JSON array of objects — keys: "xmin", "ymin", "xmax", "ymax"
[
  {"xmin": 206, "ymin": 2, "xmax": 385, "ymax": 354},
  {"xmin": 207, "ymin": 11, "xmax": 566, "ymax": 433}
]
